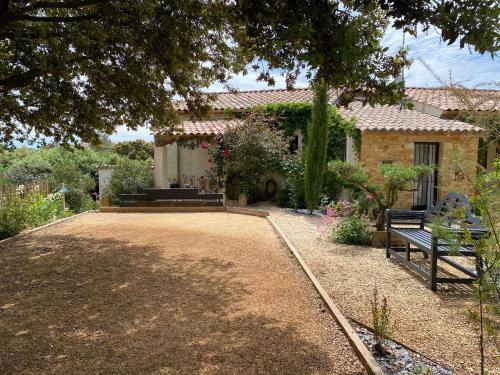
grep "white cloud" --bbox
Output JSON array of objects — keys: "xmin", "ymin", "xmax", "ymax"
[{"xmin": 382, "ymin": 27, "xmax": 498, "ymax": 88}]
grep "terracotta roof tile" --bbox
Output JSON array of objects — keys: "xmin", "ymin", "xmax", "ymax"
[
  {"xmin": 405, "ymin": 87, "xmax": 499, "ymax": 111},
  {"xmin": 174, "ymin": 87, "xmax": 341, "ymax": 112},
  {"xmin": 155, "ymin": 118, "xmax": 243, "ymax": 136},
  {"xmin": 174, "ymin": 86, "xmax": 499, "ymax": 113},
  {"xmin": 338, "ymin": 102, "xmax": 483, "ymax": 133},
  {"xmin": 157, "ymin": 102, "xmax": 482, "ymax": 136}
]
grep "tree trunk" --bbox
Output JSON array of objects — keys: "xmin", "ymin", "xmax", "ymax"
[{"xmin": 375, "ymin": 210, "xmax": 385, "ymax": 231}]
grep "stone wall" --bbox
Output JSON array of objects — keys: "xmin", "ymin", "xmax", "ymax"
[{"xmin": 359, "ymin": 131, "xmax": 480, "ymax": 209}]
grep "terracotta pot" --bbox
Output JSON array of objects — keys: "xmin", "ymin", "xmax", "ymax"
[
  {"xmin": 238, "ymin": 193, "xmax": 247, "ymax": 207},
  {"xmin": 101, "ymin": 194, "xmax": 111, "ymax": 207},
  {"xmin": 371, "ymin": 230, "xmax": 406, "ymax": 248}
]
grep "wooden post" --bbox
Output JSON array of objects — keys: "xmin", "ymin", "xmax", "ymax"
[
  {"xmin": 385, "ymin": 209, "xmax": 391, "ymax": 258},
  {"xmin": 429, "ymin": 236, "xmax": 438, "ymax": 291},
  {"xmin": 406, "ymin": 242, "xmax": 411, "ymax": 261}
]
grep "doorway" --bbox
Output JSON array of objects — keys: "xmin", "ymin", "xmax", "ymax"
[{"xmin": 412, "ymin": 143, "xmax": 439, "ymax": 210}]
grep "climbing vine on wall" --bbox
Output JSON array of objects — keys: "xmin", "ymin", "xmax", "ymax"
[
  {"xmin": 182, "ymin": 103, "xmax": 360, "ymax": 159},
  {"xmin": 254, "ymin": 103, "xmax": 360, "ymax": 160}
]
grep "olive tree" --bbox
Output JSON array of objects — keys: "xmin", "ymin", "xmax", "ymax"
[{"xmin": 328, "ymin": 160, "xmax": 432, "ymax": 230}]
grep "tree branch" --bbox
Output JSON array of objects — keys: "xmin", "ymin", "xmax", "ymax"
[
  {"xmin": 14, "ymin": 14, "xmax": 97, "ymax": 22},
  {"xmin": 0, "ymin": 69, "xmax": 41, "ymax": 91},
  {"xmin": 19, "ymin": 0, "xmax": 109, "ymax": 13}
]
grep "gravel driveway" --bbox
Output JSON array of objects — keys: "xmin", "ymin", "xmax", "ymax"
[{"xmin": 0, "ymin": 212, "xmax": 365, "ymax": 375}]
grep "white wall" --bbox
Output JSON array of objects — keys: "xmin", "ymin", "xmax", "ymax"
[
  {"xmin": 179, "ymin": 146, "xmax": 212, "ymax": 186},
  {"xmin": 98, "ymin": 167, "xmax": 113, "ymax": 198},
  {"xmin": 409, "ymin": 100, "xmax": 444, "ymax": 118}
]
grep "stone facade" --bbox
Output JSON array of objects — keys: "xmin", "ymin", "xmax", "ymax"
[{"xmin": 359, "ymin": 131, "xmax": 480, "ymax": 209}]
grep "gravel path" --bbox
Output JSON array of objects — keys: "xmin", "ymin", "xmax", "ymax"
[
  {"xmin": 0, "ymin": 212, "xmax": 365, "ymax": 375},
  {"xmin": 266, "ymin": 205, "xmax": 498, "ymax": 375}
]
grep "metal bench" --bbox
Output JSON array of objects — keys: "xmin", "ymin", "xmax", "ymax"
[{"xmin": 386, "ymin": 193, "xmax": 488, "ymax": 291}]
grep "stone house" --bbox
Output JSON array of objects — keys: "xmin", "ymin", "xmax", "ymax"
[{"xmin": 154, "ymin": 87, "xmax": 492, "ymax": 209}]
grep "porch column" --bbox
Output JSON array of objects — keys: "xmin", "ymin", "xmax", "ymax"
[
  {"xmin": 154, "ymin": 145, "xmax": 168, "ymax": 188},
  {"xmin": 165, "ymin": 143, "xmax": 179, "ymax": 186},
  {"xmin": 345, "ymin": 136, "xmax": 358, "ymax": 162},
  {"xmin": 486, "ymin": 142, "xmax": 498, "ymax": 171}
]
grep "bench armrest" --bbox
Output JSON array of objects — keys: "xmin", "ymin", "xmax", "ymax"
[{"xmin": 386, "ymin": 209, "xmax": 426, "ymax": 229}]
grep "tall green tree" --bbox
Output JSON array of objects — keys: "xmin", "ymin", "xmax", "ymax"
[
  {"xmin": 304, "ymin": 83, "xmax": 329, "ymax": 210},
  {"xmin": 1, "ymin": 1, "xmax": 497, "ymax": 147},
  {"xmin": 0, "ymin": 0, "xmax": 247, "ymax": 146},
  {"xmin": 113, "ymin": 140, "xmax": 154, "ymax": 161}
]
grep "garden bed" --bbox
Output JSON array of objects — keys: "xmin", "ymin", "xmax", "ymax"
[{"xmin": 262, "ymin": 204, "xmax": 497, "ymax": 375}]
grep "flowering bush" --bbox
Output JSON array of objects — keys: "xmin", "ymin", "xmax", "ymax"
[
  {"xmin": 328, "ymin": 199, "xmax": 358, "ymax": 217},
  {"xmin": 0, "ymin": 188, "xmax": 67, "ymax": 240},
  {"xmin": 208, "ymin": 113, "xmax": 290, "ymax": 199}
]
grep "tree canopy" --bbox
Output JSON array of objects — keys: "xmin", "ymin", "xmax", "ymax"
[{"xmin": 1, "ymin": 0, "xmax": 497, "ymax": 146}]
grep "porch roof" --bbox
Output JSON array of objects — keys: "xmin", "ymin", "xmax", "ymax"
[{"xmin": 155, "ymin": 118, "xmax": 244, "ymax": 137}]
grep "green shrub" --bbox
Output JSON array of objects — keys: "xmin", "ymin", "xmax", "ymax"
[
  {"xmin": 0, "ymin": 189, "xmax": 68, "ymax": 240},
  {"xmin": 209, "ymin": 112, "xmax": 289, "ymax": 196},
  {"xmin": 5, "ymin": 153, "xmax": 53, "ymax": 184},
  {"xmin": 280, "ymin": 154, "xmax": 305, "ymax": 209},
  {"xmin": 330, "ymin": 215, "xmax": 372, "ymax": 245},
  {"xmin": 25, "ymin": 192, "xmax": 66, "ymax": 227},
  {"xmin": 47, "ymin": 159, "xmax": 95, "ymax": 213},
  {"xmin": 0, "ymin": 194, "xmax": 28, "ymax": 239},
  {"xmin": 109, "ymin": 158, "xmax": 155, "ymax": 198}
]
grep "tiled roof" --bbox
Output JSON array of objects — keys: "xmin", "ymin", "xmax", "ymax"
[
  {"xmin": 338, "ymin": 102, "xmax": 483, "ymax": 133},
  {"xmin": 155, "ymin": 118, "xmax": 244, "ymax": 136},
  {"xmin": 174, "ymin": 86, "xmax": 499, "ymax": 113},
  {"xmin": 157, "ymin": 102, "xmax": 481, "ymax": 136},
  {"xmin": 405, "ymin": 87, "xmax": 499, "ymax": 111},
  {"xmin": 174, "ymin": 87, "xmax": 341, "ymax": 112}
]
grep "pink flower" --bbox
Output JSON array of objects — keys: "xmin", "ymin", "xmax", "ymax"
[
  {"xmin": 200, "ymin": 143, "xmax": 208, "ymax": 150},
  {"xmin": 366, "ymin": 194, "xmax": 373, "ymax": 201},
  {"xmin": 223, "ymin": 148, "xmax": 229, "ymax": 157}
]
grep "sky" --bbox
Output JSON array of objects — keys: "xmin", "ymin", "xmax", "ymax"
[{"xmin": 108, "ymin": 27, "xmax": 498, "ymax": 142}]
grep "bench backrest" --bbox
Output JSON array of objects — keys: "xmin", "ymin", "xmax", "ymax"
[{"xmin": 430, "ymin": 192, "xmax": 481, "ymax": 228}]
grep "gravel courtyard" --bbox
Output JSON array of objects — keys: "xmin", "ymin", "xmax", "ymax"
[{"xmin": 0, "ymin": 212, "xmax": 365, "ymax": 375}]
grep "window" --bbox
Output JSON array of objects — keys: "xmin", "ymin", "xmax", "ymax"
[{"xmin": 289, "ymin": 135, "xmax": 299, "ymax": 153}]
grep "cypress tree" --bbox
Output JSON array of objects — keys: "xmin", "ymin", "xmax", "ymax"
[{"xmin": 304, "ymin": 83, "xmax": 329, "ymax": 211}]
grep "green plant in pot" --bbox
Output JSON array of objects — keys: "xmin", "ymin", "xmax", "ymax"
[{"xmin": 328, "ymin": 160, "xmax": 432, "ymax": 230}]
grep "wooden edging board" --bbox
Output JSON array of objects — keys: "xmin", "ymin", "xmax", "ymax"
[
  {"xmin": 100, "ymin": 206, "xmax": 226, "ymax": 213},
  {"xmin": 266, "ymin": 216, "xmax": 384, "ymax": 375},
  {"xmin": 0, "ymin": 211, "xmax": 91, "ymax": 245},
  {"xmin": 100, "ymin": 206, "xmax": 269, "ymax": 217},
  {"xmin": 225, "ymin": 207, "xmax": 269, "ymax": 218}
]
